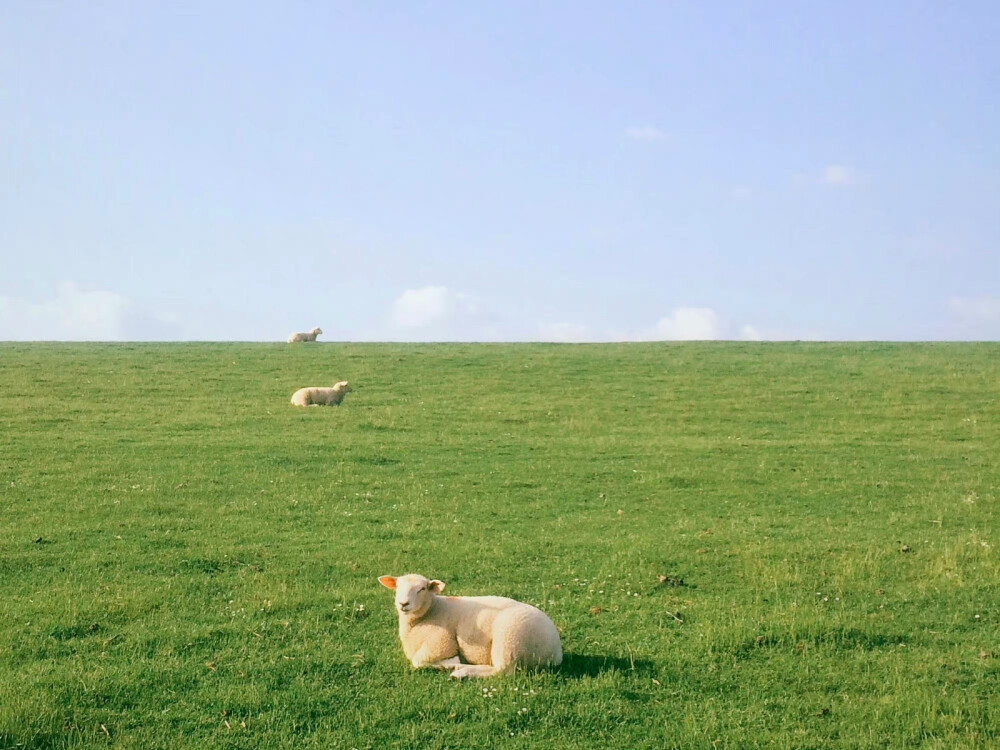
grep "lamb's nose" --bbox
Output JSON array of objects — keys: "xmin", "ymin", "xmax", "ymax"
[{"xmin": 399, "ymin": 601, "xmax": 409, "ymax": 609}]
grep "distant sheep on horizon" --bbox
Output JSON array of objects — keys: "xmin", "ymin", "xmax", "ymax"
[
  {"xmin": 288, "ymin": 327, "xmax": 323, "ymax": 343},
  {"xmin": 290, "ymin": 381, "xmax": 352, "ymax": 407}
]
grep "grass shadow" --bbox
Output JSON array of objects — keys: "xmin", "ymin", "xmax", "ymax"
[
  {"xmin": 734, "ymin": 628, "xmax": 913, "ymax": 660},
  {"xmin": 0, "ymin": 731, "xmax": 63, "ymax": 750},
  {"xmin": 558, "ymin": 652, "xmax": 656, "ymax": 679}
]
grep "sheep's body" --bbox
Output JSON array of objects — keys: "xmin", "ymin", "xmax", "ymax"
[
  {"xmin": 287, "ymin": 327, "xmax": 323, "ymax": 343},
  {"xmin": 379, "ymin": 574, "xmax": 562, "ymax": 679},
  {"xmin": 402, "ymin": 595, "xmax": 563, "ymax": 678},
  {"xmin": 290, "ymin": 381, "xmax": 351, "ymax": 407}
]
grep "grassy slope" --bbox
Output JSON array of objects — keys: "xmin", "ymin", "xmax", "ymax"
[{"xmin": 0, "ymin": 342, "xmax": 997, "ymax": 749}]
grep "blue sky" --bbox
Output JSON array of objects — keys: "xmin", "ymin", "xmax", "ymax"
[{"xmin": 2, "ymin": 1, "xmax": 998, "ymax": 341}]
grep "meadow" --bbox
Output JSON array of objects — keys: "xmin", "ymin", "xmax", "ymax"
[{"xmin": 0, "ymin": 341, "xmax": 997, "ymax": 749}]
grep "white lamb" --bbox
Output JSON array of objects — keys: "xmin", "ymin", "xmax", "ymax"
[
  {"xmin": 290, "ymin": 381, "xmax": 352, "ymax": 407},
  {"xmin": 377, "ymin": 574, "xmax": 562, "ymax": 679},
  {"xmin": 287, "ymin": 327, "xmax": 323, "ymax": 343}
]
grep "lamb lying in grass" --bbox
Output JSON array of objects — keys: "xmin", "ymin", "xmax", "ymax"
[
  {"xmin": 287, "ymin": 327, "xmax": 323, "ymax": 343},
  {"xmin": 378, "ymin": 574, "xmax": 562, "ymax": 679},
  {"xmin": 290, "ymin": 381, "xmax": 352, "ymax": 406}
]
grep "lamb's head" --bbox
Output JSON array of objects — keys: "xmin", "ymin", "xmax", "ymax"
[
  {"xmin": 333, "ymin": 381, "xmax": 352, "ymax": 393},
  {"xmin": 312, "ymin": 327, "xmax": 323, "ymax": 335},
  {"xmin": 378, "ymin": 574, "xmax": 445, "ymax": 618}
]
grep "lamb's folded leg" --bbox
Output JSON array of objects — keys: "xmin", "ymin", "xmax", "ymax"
[
  {"xmin": 411, "ymin": 645, "xmax": 462, "ymax": 670},
  {"xmin": 431, "ymin": 656, "xmax": 463, "ymax": 670},
  {"xmin": 450, "ymin": 664, "xmax": 502, "ymax": 680}
]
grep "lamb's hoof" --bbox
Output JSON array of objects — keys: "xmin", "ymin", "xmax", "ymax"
[{"xmin": 449, "ymin": 667, "xmax": 472, "ymax": 680}]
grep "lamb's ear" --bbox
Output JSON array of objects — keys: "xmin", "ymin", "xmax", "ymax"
[
  {"xmin": 428, "ymin": 579, "xmax": 445, "ymax": 594},
  {"xmin": 378, "ymin": 576, "xmax": 397, "ymax": 590}
]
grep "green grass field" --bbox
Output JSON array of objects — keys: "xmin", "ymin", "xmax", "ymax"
[{"xmin": 1, "ymin": 342, "xmax": 997, "ymax": 749}]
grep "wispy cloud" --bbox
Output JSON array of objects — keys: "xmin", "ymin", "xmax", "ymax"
[
  {"xmin": 0, "ymin": 281, "xmax": 179, "ymax": 341},
  {"xmin": 625, "ymin": 125, "xmax": 669, "ymax": 142},
  {"xmin": 538, "ymin": 308, "xmax": 767, "ymax": 342},
  {"xmin": 949, "ymin": 296, "xmax": 1000, "ymax": 322},
  {"xmin": 537, "ymin": 322, "xmax": 595, "ymax": 343},
  {"xmin": 943, "ymin": 295, "xmax": 1000, "ymax": 340}
]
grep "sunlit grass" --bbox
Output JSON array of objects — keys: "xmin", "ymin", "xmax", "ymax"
[{"xmin": 1, "ymin": 342, "xmax": 997, "ymax": 749}]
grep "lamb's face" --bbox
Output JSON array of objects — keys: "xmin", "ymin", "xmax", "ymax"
[
  {"xmin": 378, "ymin": 574, "xmax": 444, "ymax": 617},
  {"xmin": 312, "ymin": 327, "xmax": 323, "ymax": 335},
  {"xmin": 334, "ymin": 381, "xmax": 352, "ymax": 393}
]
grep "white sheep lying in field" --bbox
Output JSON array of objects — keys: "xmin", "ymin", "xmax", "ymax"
[
  {"xmin": 290, "ymin": 381, "xmax": 352, "ymax": 407},
  {"xmin": 287, "ymin": 327, "xmax": 323, "ymax": 343},
  {"xmin": 378, "ymin": 574, "xmax": 562, "ymax": 679}
]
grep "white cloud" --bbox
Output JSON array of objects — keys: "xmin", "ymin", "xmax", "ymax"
[
  {"xmin": 388, "ymin": 285, "xmax": 492, "ymax": 339},
  {"xmin": 0, "ymin": 282, "xmax": 181, "ymax": 341},
  {"xmin": 391, "ymin": 286, "xmax": 455, "ymax": 328},
  {"xmin": 949, "ymin": 295, "xmax": 1000, "ymax": 323},
  {"xmin": 625, "ymin": 125, "xmax": 669, "ymax": 142},
  {"xmin": 648, "ymin": 307, "xmax": 723, "ymax": 340},
  {"xmin": 820, "ymin": 164, "xmax": 858, "ymax": 187},
  {"xmin": 740, "ymin": 324, "xmax": 763, "ymax": 341}
]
